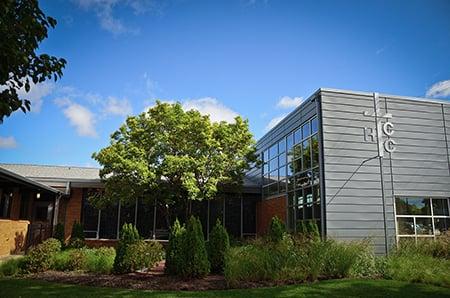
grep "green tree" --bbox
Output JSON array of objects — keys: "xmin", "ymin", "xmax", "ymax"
[
  {"xmin": 180, "ymin": 216, "xmax": 210, "ymax": 278},
  {"xmin": 164, "ymin": 219, "xmax": 186, "ymax": 275},
  {"xmin": 208, "ymin": 219, "xmax": 230, "ymax": 273},
  {"xmin": 0, "ymin": 0, "xmax": 66, "ymax": 122},
  {"xmin": 268, "ymin": 216, "xmax": 286, "ymax": 243},
  {"xmin": 92, "ymin": 102, "xmax": 257, "ymax": 216}
]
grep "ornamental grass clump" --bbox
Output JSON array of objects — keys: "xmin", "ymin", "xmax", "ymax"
[
  {"xmin": 268, "ymin": 216, "xmax": 285, "ymax": 243},
  {"xmin": 208, "ymin": 219, "xmax": 230, "ymax": 273}
]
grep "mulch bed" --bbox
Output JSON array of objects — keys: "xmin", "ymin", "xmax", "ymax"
[{"xmin": 25, "ymin": 261, "xmax": 300, "ymax": 291}]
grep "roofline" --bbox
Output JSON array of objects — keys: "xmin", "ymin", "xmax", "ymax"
[
  {"xmin": 0, "ymin": 166, "xmax": 61, "ymax": 194},
  {"xmin": 319, "ymin": 87, "xmax": 450, "ymax": 106},
  {"xmin": 257, "ymin": 87, "xmax": 450, "ymax": 145},
  {"xmin": 0, "ymin": 162, "xmax": 100, "ymax": 170}
]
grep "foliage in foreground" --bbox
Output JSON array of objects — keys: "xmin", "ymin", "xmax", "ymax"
[
  {"xmin": 224, "ymin": 234, "xmax": 374, "ymax": 287},
  {"xmin": 0, "ymin": 0, "xmax": 66, "ymax": 122},
  {"xmin": 165, "ymin": 216, "xmax": 211, "ymax": 278},
  {"xmin": 68, "ymin": 222, "xmax": 85, "ymax": 249},
  {"xmin": 122, "ymin": 240, "xmax": 164, "ymax": 272},
  {"xmin": 208, "ymin": 219, "xmax": 230, "ymax": 273},
  {"xmin": 53, "ymin": 223, "xmax": 66, "ymax": 248},
  {"xmin": 113, "ymin": 223, "xmax": 140, "ymax": 274},
  {"xmin": 52, "ymin": 247, "xmax": 116, "ymax": 274},
  {"xmin": 23, "ymin": 238, "xmax": 61, "ymax": 273}
]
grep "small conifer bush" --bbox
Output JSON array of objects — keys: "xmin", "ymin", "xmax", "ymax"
[
  {"xmin": 54, "ymin": 223, "xmax": 65, "ymax": 248},
  {"xmin": 208, "ymin": 219, "xmax": 230, "ymax": 273},
  {"xmin": 165, "ymin": 219, "xmax": 186, "ymax": 275},
  {"xmin": 268, "ymin": 216, "xmax": 285, "ymax": 243},
  {"xmin": 113, "ymin": 223, "xmax": 140, "ymax": 274},
  {"xmin": 180, "ymin": 216, "xmax": 210, "ymax": 278},
  {"xmin": 68, "ymin": 222, "xmax": 85, "ymax": 248}
]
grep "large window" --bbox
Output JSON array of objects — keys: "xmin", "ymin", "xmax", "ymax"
[
  {"xmin": 395, "ymin": 197, "xmax": 450, "ymax": 241},
  {"xmin": 260, "ymin": 116, "xmax": 321, "ymax": 232}
]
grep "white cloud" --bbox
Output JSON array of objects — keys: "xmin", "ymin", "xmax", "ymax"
[
  {"xmin": 265, "ymin": 114, "xmax": 287, "ymax": 132},
  {"xmin": 143, "ymin": 97, "xmax": 239, "ymax": 123},
  {"xmin": 73, "ymin": 0, "xmax": 161, "ymax": 35},
  {"xmin": 0, "ymin": 136, "xmax": 18, "ymax": 149},
  {"xmin": 426, "ymin": 80, "xmax": 450, "ymax": 98},
  {"xmin": 182, "ymin": 98, "xmax": 239, "ymax": 123},
  {"xmin": 0, "ymin": 80, "xmax": 55, "ymax": 113},
  {"xmin": 55, "ymin": 98, "xmax": 97, "ymax": 137},
  {"xmin": 103, "ymin": 96, "xmax": 132, "ymax": 116},
  {"xmin": 276, "ymin": 96, "xmax": 304, "ymax": 109}
]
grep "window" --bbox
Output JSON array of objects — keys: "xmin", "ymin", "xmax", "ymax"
[
  {"xmin": 269, "ymin": 144, "xmax": 278, "ymax": 159},
  {"xmin": 395, "ymin": 197, "xmax": 450, "ymax": 241},
  {"xmin": 278, "ymin": 138, "xmax": 286, "ymax": 153},
  {"xmin": 396, "ymin": 197, "xmax": 431, "ymax": 215},
  {"xmin": 311, "ymin": 117, "xmax": 318, "ymax": 134},
  {"xmin": 311, "ymin": 135, "xmax": 319, "ymax": 168},
  {"xmin": 269, "ymin": 158, "xmax": 278, "ymax": 173},
  {"xmin": 302, "ymin": 139, "xmax": 311, "ymax": 170},
  {"xmin": 302, "ymin": 122, "xmax": 310, "ymax": 139},
  {"xmin": 287, "ymin": 134, "xmax": 294, "ymax": 150},
  {"xmin": 263, "ymin": 150, "xmax": 269, "ymax": 163},
  {"xmin": 0, "ymin": 190, "xmax": 12, "ymax": 219},
  {"xmin": 82, "ymin": 191, "xmax": 100, "ymax": 238},
  {"xmin": 279, "ymin": 152, "xmax": 286, "ymax": 167},
  {"xmin": 294, "ymin": 128, "xmax": 302, "ymax": 144}
]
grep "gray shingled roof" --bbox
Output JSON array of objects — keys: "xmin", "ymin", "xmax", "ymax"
[{"xmin": 0, "ymin": 163, "xmax": 101, "ymax": 181}]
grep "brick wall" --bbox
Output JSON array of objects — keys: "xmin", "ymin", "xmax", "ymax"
[
  {"xmin": 256, "ymin": 195, "xmax": 287, "ymax": 235},
  {"xmin": 64, "ymin": 188, "xmax": 83, "ymax": 241},
  {"xmin": 0, "ymin": 219, "xmax": 29, "ymax": 256}
]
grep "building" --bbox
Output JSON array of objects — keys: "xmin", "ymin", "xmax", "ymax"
[
  {"xmin": 255, "ymin": 88, "xmax": 450, "ymax": 254},
  {"xmin": 1, "ymin": 88, "xmax": 449, "ymax": 256}
]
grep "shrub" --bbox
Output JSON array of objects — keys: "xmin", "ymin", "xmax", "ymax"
[
  {"xmin": 349, "ymin": 242, "xmax": 377, "ymax": 278},
  {"xmin": 268, "ymin": 216, "xmax": 285, "ymax": 243},
  {"xmin": 113, "ymin": 223, "xmax": 140, "ymax": 274},
  {"xmin": 52, "ymin": 250, "xmax": 72, "ymax": 271},
  {"xmin": 224, "ymin": 244, "xmax": 274, "ymax": 287},
  {"xmin": 307, "ymin": 220, "xmax": 320, "ymax": 241},
  {"xmin": 179, "ymin": 216, "xmax": 210, "ymax": 278},
  {"xmin": 122, "ymin": 240, "xmax": 164, "ymax": 272},
  {"xmin": 0, "ymin": 257, "xmax": 26, "ymax": 277},
  {"xmin": 85, "ymin": 247, "xmax": 116, "ymax": 274},
  {"xmin": 208, "ymin": 219, "xmax": 230, "ymax": 273},
  {"xmin": 165, "ymin": 219, "xmax": 186, "ymax": 275},
  {"xmin": 23, "ymin": 238, "xmax": 61, "ymax": 273},
  {"xmin": 385, "ymin": 254, "xmax": 450, "ymax": 287},
  {"xmin": 54, "ymin": 223, "xmax": 65, "ymax": 248},
  {"xmin": 68, "ymin": 222, "xmax": 85, "ymax": 249},
  {"xmin": 393, "ymin": 235, "xmax": 450, "ymax": 260}
]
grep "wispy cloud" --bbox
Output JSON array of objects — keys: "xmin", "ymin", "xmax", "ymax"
[
  {"xmin": 426, "ymin": 80, "xmax": 450, "ymax": 98},
  {"xmin": 276, "ymin": 96, "xmax": 304, "ymax": 109},
  {"xmin": 265, "ymin": 114, "xmax": 287, "ymax": 132},
  {"xmin": 103, "ymin": 96, "xmax": 132, "ymax": 116},
  {"xmin": 73, "ymin": 0, "xmax": 162, "ymax": 35},
  {"xmin": 55, "ymin": 97, "xmax": 97, "ymax": 137},
  {"xmin": 375, "ymin": 45, "xmax": 388, "ymax": 55},
  {"xmin": 0, "ymin": 136, "xmax": 18, "ymax": 149}
]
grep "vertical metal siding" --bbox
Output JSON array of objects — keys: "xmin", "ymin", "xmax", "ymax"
[{"xmin": 320, "ymin": 90, "xmax": 450, "ymax": 254}]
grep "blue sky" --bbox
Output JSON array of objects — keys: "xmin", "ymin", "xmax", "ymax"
[{"xmin": 1, "ymin": 0, "xmax": 450, "ymax": 167}]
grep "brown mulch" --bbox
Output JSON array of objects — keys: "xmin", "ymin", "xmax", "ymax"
[{"xmin": 25, "ymin": 260, "xmax": 300, "ymax": 291}]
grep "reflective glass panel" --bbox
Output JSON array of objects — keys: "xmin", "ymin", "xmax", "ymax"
[
  {"xmin": 302, "ymin": 139, "xmax": 311, "ymax": 170},
  {"xmin": 311, "ymin": 117, "xmax": 318, "ymax": 133},
  {"xmin": 263, "ymin": 150, "xmax": 269, "ymax": 163},
  {"xmin": 434, "ymin": 218, "xmax": 450, "ymax": 236},
  {"xmin": 287, "ymin": 133, "xmax": 294, "ymax": 150},
  {"xmin": 395, "ymin": 197, "xmax": 431, "ymax": 215},
  {"xmin": 278, "ymin": 138, "xmax": 286, "ymax": 153},
  {"xmin": 311, "ymin": 135, "xmax": 319, "ymax": 168},
  {"xmin": 270, "ymin": 158, "xmax": 278, "ymax": 172},
  {"xmin": 294, "ymin": 128, "xmax": 302, "ymax": 144},
  {"xmin": 269, "ymin": 144, "xmax": 278, "ymax": 158},
  {"xmin": 302, "ymin": 122, "xmax": 310, "ymax": 139},
  {"xmin": 279, "ymin": 152, "xmax": 286, "ymax": 167},
  {"xmin": 279, "ymin": 179, "xmax": 287, "ymax": 193},
  {"xmin": 415, "ymin": 218, "xmax": 433, "ymax": 235},
  {"xmin": 397, "ymin": 217, "xmax": 414, "ymax": 235},
  {"xmin": 432, "ymin": 199, "xmax": 449, "ymax": 216}
]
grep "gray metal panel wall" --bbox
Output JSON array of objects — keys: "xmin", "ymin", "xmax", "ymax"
[{"xmin": 320, "ymin": 90, "xmax": 450, "ymax": 254}]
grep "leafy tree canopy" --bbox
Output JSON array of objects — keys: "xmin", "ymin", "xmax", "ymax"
[
  {"xmin": 92, "ymin": 101, "xmax": 257, "ymax": 209},
  {"xmin": 0, "ymin": 0, "xmax": 66, "ymax": 122}
]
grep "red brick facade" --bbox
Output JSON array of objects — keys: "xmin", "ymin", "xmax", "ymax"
[
  {"xmin": 256, "ymin": 195, "xmax": 287, "ymax": 235},
  {"xmin": 64, "ymin": 188, "xmax": 83, "ymax": 241}
]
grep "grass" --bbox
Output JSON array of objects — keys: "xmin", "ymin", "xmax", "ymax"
[{"xmin": 0, "ymin": 278, "xmax": 449, "ymax": 297}]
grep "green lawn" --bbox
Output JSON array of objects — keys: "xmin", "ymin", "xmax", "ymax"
[{"xmin": 0, "ymin": 278, "xmax": 449, "ymax": 298}]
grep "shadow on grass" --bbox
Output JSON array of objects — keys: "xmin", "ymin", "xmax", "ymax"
[{"xmin": 1, "ymin": 278, "xmax": 449, "ymax": 298}]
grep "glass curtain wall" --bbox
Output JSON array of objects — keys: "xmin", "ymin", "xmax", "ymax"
[
  {"xmin": 82, "ymin": 190, "xmax": 258, "ymax": 240},
  {"xmin": 261, "ymin": 116, "xmax": 320, "ymax": 232},
  {"xmin": 395, "ymin": 197, "xmax": 450, "ymax": 242}
]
